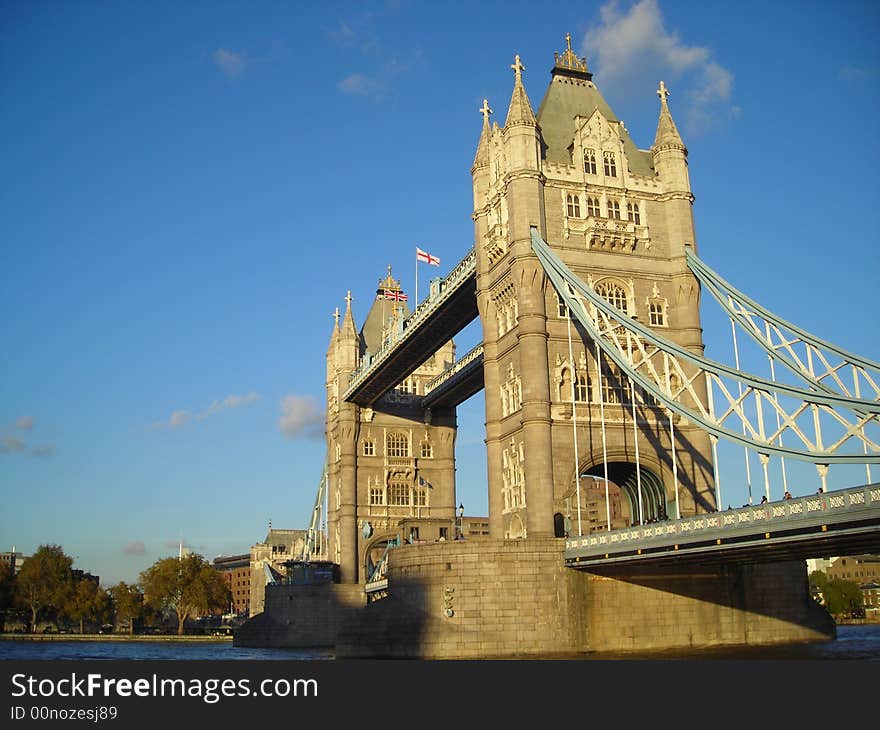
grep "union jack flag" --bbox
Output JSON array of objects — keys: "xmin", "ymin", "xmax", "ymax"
[{"xmin": 383, "ymin": 289, "xmax": 408, "ymax": 302}]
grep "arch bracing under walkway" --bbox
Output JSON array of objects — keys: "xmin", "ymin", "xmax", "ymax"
[
  {"xmin": 685, "ymin": 248, "xmax": 880, "ymax": 405},
  {"xmin": 531, "ymin": 228, "xmax": 880, "ymax": 467}
]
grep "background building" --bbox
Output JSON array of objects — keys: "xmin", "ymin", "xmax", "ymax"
[
  {"xmin": 249, "ymin": 527, "xmax": 308, "ymax": 615},
  {"xmin": 213, "ymin": 554, "xmax": 251, "ymax": 616}
]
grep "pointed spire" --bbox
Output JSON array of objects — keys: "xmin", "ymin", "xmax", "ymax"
[
  {"xmin": 504, "ymin": 54, "xmax": 536, "ymax": 128},
  {"xmin": 473, "ymin": 98, "xmax": 492, "ymax": 169},
  {"xmin": 341, "ymin": 289, "xmax": 357, "ymax": 339},
  {"xmin": 653, "ymin": 80, "xmax": 685, "ymax": 151}
]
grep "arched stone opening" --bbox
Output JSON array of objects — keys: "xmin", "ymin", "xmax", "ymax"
[
  {"xmin": 581, "ymin": 462, "xmax": 667, "ymax": 525},
  {"xmin": 362, "ymin": 533, "xmax": 399, "ymax": 583}
]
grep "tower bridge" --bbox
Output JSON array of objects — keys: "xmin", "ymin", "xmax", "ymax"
[{"xmin": 237, "ymin": 36, "xmax": 880, "ymax": 658}]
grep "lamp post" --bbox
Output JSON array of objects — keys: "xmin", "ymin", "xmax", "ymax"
[{"xmin": 457, "ymin": 503, "xmax": 464, "ymax": 539}]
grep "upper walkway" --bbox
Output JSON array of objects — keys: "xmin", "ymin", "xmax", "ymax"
[
  {"xmin": 343, "ymin": 249, "xmax": 478, "ymax": 406},
  {"xmin": 565, "ymin": 483, "xmax": 880, "ymax": 571}
]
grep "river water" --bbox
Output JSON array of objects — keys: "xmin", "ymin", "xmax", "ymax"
[{"xmin": 1, "ymin": 623, "xmax": 878, "ymax": 661}]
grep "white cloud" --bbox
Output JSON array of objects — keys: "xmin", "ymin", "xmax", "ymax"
[
  {"xmin": 121, "ymin": 541, "xmax": 145, "ymax": 556},
  {"xmin": 169, "ymin": 410, "xmax": 191, "ymax": 429},
  {"xmin": 213, "ymin": 48, "xmax": 246, "ymax": 80},
  {"xmin": 584, "ymin": 0, "xmax": 734, "ymax": 134},
  {"xmin": 279, "ymin": 395, "xmax": 324, "ymax": 440},
  {"xmin": 0, "ymin": 436, "xmax": 25, "ymax": 453},
  {"xmin": 198, "ymin": 392, "xmax": 260, "ymax": 420},
  {"xmin": 339, "ymin": 73, "xmax": 379, "ymax": 97},
  {"xmin": 151, "ymin": 392, "xmax": 260, "ymax": 431},
  {"xmin": 15, "ymin": 416, "xmax": 34, "ymax": 430}
]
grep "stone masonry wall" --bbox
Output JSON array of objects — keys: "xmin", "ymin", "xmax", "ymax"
[
  {"xmin": 336, "ymin": 539, "xmax": 835, "ymax": 658},
  {"xmin": 233, "ymin": 583, "xmax": 364, "ymax": 648}
]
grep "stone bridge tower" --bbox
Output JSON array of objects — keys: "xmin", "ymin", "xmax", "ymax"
[
  {"xmin": 472, "ymin": 36, "xmax": 715, "ymax": 540},
  {"xmin": 325, "ymin": 270, "xmax": 458, "ymax": 583}
]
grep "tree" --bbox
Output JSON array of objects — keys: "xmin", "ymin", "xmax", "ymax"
[
  {"xmin": 139, "ymin": 554, "xmax": 230, "ymax": 635},
  {"xmin": 109, "ymin": 582, "xmax": 143, "ymax": 635},
  {"xmin": 15, "ymin": 544, "xmax": 74, "ymax": 632},
  {"xmin": 0, "ymin": 561, "xmax": 14, "ymax": 632},
  {"xmin": 67, "ymin": 578, "xmax": 111, "ymax": 634},
  {"xmin": 810, "ymin": 570, "xmax": 864, "ymax": 618}
]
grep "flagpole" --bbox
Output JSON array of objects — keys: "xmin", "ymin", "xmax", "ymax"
[{"xmin": 415, "ymin": 250, "xmax": 419, "ymax": 307}]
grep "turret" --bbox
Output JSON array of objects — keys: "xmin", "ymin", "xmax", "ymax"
[
  {"xmin": 651, "ymin": 81, "xmax": 691, "ymax": 193},
  {"xmin": 336, "ymin": 291, "xmax": 359, "ymax": 374},
  {"xmin": 502, "ymin": 55, "xmax": 540, "ymax": 173},
  {"xmin": 471, "ymin": 99, "xmax": 492, "ymax": 213}
]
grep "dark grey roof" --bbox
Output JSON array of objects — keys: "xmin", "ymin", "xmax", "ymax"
[{"xmin": 535, "ymin": 69, "xmax": 655, "ymax": 177}]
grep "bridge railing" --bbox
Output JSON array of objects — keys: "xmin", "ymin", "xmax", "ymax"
[
  {"xmin": 565, "ymin": 483, "xmax": 880, "ymax": 559},
  {"xmin": 423, "ymin": 343, "xmax": 484, "ymax": 395},
  {"xmin": 343, "ymin": 248, "xmax": 476, "ymax": 400}
]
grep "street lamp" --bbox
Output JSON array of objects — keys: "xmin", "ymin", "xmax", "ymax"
[{"xmin": 457, "ymin": 503, "xmax": 464, "ymax": 539}]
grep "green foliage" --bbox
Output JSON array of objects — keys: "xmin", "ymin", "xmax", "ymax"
[
  {"xmin": 15, "ymin": 544, "xmax": 75, "ymax": 632},
  {"xmin": 139, "ymin": 554, "xmax": 230, "ymax": 635},
  {"xmin": 0, "ymin": 561, "xmax": 13, "ymax": 613},
  {"xmin": 809, "ymin": 570, "xmax": 864, "ymax": 618},
  {"xmin": 66, "ymin": 578, "xmax": 110, "ymax": 633},
  {"xmin": 109, "ymin": 582, "xmax": 144, "ymax": 634}
]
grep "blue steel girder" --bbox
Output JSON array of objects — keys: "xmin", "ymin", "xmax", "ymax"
[
  {"xmin": 343, "ymin": 249, "xmax": 478, "ymax": 406},
  {"xmin": 685, "ymin": 248, "xmax": 880, "ymax": 407},
  {"xmin": 531, "ymin": 228, "xmax": 880, "ymax": 465}
]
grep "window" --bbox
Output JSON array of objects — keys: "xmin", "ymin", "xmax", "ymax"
[
  {"xmin": 557, "ymin": 291, "xmax": 570, "ymax": 318},
  {"xmin": 420, "ymin": 441, "xmax": 433, "ymax": 459},
  {"xmin": 363, "ymin": 439, "xmax": 375, "ymax": 457},
  {"xmin": 603, "ymin": 151, "xmax": 617, "ymax": 177},
  {"xmin": 413, "ymin": 488, "xmax": 427, "ymax": 507},
  {"xmin": 649, "ymin": 301, "xmax": 665, "ymax": 326},
  {"xmin": 627, "ymin": 202, "xmax": 641, "ymax": 225},
  {"xmin": 584, "ymin": 149, "xmax": 597, "ymax": 174},
  {"xmin": 386, "ymin": 432, "xmax": 409, "ymax": 458},
  {"xmin": 566, "ymin": 193, "xmax": 581, "ymax": 218},
  {"xmin": 586, "ymin": 197, "xmax": 600, "ymax": 217},
  {"xmin": 439, "ymin": 527, "xmax": 449, "ymax": 540},
  {"xmin": 369, "ymin": 487, "xmax": 384, "ymax": 505},
  {"xmin": 388, "ymin": 483, "xmax": 410, "ymax": 506},
  {"xmin": 575, "ymin": 373, "xmax": 590, "ymax": 402},
  {"xmin": 595, "ymin": 281, "xmax": 628, "ymax": 314},
  {"xmin": 607, "ymin": 200, "xmax": 621, "ymax": 220}
]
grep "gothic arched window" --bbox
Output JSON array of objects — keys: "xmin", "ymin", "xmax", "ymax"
[
  {"xmin": 595, "ymin": 281, "xmax": 629, "ymax": 314},
  {"xmin": 607, "ymin": 200, "xmax": 621, "ymax": 220},
  {"xmin": 603, "ymin": 151, "xmax": 617, "ymax": 177},
  {"xmin": 586, "ymin": 197, "xmax": 600, "ymax": 217},
  {"xmin": 584, "ymin": 149, "xmax": 597, "ymax": 174},
  {"xmin": 627, "ymin": 202, "xmax": 641, "ymax": 225},
  {"xmin": 566, "ymin": 193, "xmax": 581, "ymax": 218},
  {"xmin": 386, "ymin": 432, "xmax": 410, "ymax": 458}
]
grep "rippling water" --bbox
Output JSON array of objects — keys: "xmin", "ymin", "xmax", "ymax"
[{"xmin": 1, "ymin": 624, "xmax": 878, "ymax": 660}]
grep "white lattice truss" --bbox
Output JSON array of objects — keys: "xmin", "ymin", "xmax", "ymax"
[
  {"xmin": 686, "ymin": 249, "xmax": 880, "ymax": 405},
  {"xmin": 531, "ymin": 229, "xmax": 880, "ymax": 465}
]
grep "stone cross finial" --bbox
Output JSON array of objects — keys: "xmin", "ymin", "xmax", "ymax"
[
  {"xmin": 480, "ymin": 98, "xmax": 492, "ymax": 123},
  {"xmin": 657, "ymin": 80, "xmax": 670, "ymax": 103},
  {"xmin": 565, "ymin": 33, "xmax": 572, "ymax": 52},
  {"xmin": 511, "ymin": 54, "xmax": 525, "ymax": 81},
  {"xmin": 333, "ymin": 307, "xmax": 340, "ymax": 326},
  {"xmin": 345, "ymin": 290, "xmax": 353, "ymax": 307}
]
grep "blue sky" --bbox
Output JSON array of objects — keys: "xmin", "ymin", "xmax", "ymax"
[{"xmin": 2, "ymin": 0, "xmax": 878, "ymax": 586}]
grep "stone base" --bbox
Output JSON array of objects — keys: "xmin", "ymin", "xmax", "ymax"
[
  {"xmin": 237, "ymin": 539, "xmax": 835, "ymax": 657},
  {"xmin": 336, "ymin": 538, "xmax": 835, "ymax": 658},
  {"xmin": 233, "ymin": 583, "xmax": 364, "ymax": 648}
]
